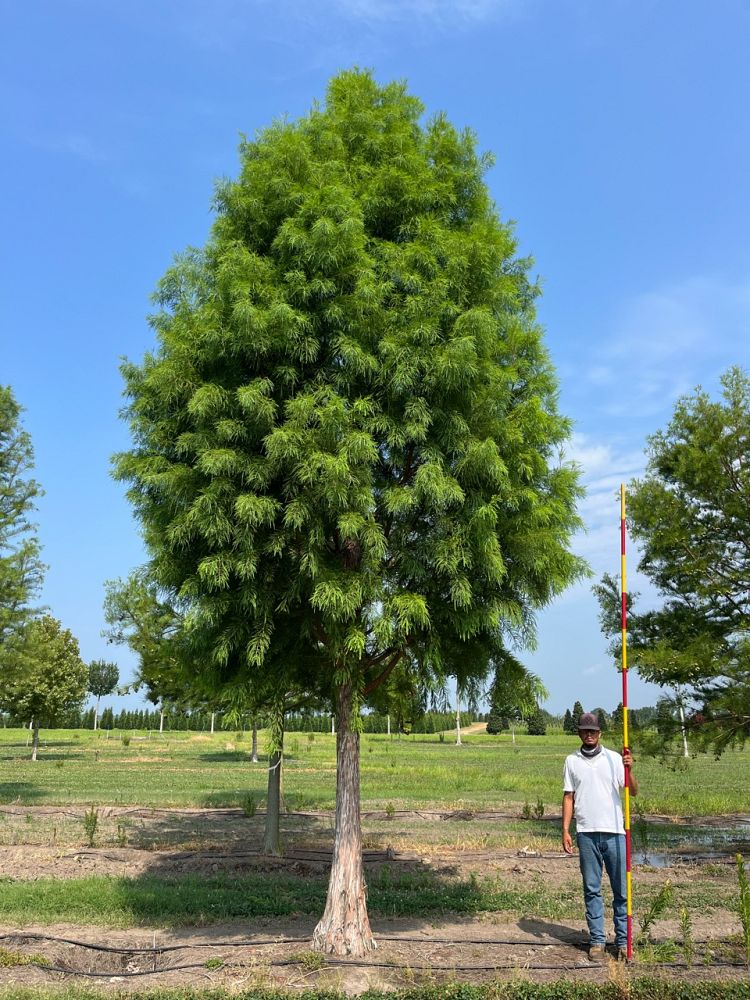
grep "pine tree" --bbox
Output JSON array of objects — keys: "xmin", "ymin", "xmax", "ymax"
[
  {"xmin": 525, "ymin": 706, "xmax": 546, "ymax": 735},
  {"xmin": 571, "ymin": 700, "xmax": 585, "ymax": 728},
  {"xmin": 114, "ymin": 70, "xmax": 584, "ymax": 954},
  {"xmin": 562, "ymin": 708, "xmax": 574, "ymax": 733}
]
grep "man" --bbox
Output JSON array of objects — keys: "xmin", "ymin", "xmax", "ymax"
[{"xmin": 562, "ymin": 711, "xmax": 637, "ymax": 962}]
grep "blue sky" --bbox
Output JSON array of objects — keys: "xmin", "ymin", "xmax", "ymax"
[{"xmin": 2, "ymin": 0, "xmax": 749, "ymax": 716}]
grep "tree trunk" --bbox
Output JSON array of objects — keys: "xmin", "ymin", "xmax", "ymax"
[
  {"xmin": 312, "ymin": 681, "xmax": 375, "ymax": 956},
  {"xmin": 210, "ymin": 712, "xmax": 215, "ymax": 734},
  {"xmin": 455, "ymin": 688, "xmax": 462, "ymax": 746},
  {"xmin": 678, "ymin": 701, "xmax": 689, "ymax": 758},
  {"xmin": 94, "ymin": 696, "xmax": 100, "ymax": 731},
  {"xmin": 251, "ymin": 719, "xmax": 259, "ymax": 762},
  {"xmin": 159, "ymin": 707, "xmax": 165, "ymax": 733},
  {"xmin": 386, "ymin": 714, "xmax": 390, "ymax": 738},
  {"xmin": 30, "ymin": 724, "xmax": 40, "ymax": 762},
  {"xmin": 264, "ymin": 700, "xmax": 284, "ymax": 856}
]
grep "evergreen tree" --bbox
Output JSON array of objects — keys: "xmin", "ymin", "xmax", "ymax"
[
  {"xmin": 562, "ymin": 708, "xmax": 574, "ymax": 733},
  {"xmin": 595, "ymin": 368, "xmax": 750, "ymax": 754},
  {"xmin": 592, "ymin": 707, "xmax": 609, "ymax": 732},
  {"xmin": 525, "ymin": 706, "xmax": 546, "ymax": 735},
  {"xmin": 571, "ymin": 700, "xmax": 584, "ymax": 728},
  {"xmin": 0, "ymin": 387, "xmax": 45, "ymax": 647},
  {"xmin": 485, "ymin": 703, "xmax": 505, "ymax": 735},
  {"xmin": 114, "ymin": 70, "xmax": 584, "ymax": 954}
]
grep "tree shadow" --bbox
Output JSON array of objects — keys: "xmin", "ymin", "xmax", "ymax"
[
  {"xmin": 0, "ymin": 782, "xmax": 46, "ymax": 803},
  {"xmin": 111, "ymin": 810, "xmax": 471, "ymax": 934}
]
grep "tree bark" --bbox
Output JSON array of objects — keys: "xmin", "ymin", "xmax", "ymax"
[
  {"xmin": 159, "ymin": 707, "xmax": 165, "ymax": 733},
  {"xmin": 251, "ymin": 719, "xmax": 259, "ymax": 763},
  {"xmin": 94, "ymin": 696, "xmax": 100, "ymax": 731},
  {"xmin": 312, "ymin": 681, "xmax": 375, "ymax": 956},
  {"xmin": 210, "ymin": 712, "xmax": 215, "ymax": 734},
  {"xmin": 264, "ymin": 700, "xmax": 284, "ymax": 856},
  {"xmin": 31, "ymin": 724, "xmax": 40, "ymax": 762},
  {"xmin": 455, "ymin": 688, "xmax": 462, "ymax": 746},
  {"xmin": 678, "ymin": 701, "xmax": 689, "ymax": 758}
]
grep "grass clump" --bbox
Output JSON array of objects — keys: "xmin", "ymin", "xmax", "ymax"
[
  {"xmin": 0, "ymin": 947, "xmax": 49, "ymax": 967},
  {"xmin": 82, "ymin": 806, "xmax": 98, "ymax": 847}
]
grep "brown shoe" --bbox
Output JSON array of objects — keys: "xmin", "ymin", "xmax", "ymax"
[
  {"xmin": 616, "ymin": 947, "xmax": 629, "ymax": 962},
  {"xmin": 588, "ymin": 944, "xmax": 606, "ymax": 963}
]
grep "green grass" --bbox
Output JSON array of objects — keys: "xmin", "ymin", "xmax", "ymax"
[
  {"xmin": 0, "ymin": 865, "xmax": 736, "ymax": 929},
  {"xmin": 1, "ymin": 985, "xmax": 750, "ymax": 1000},
  {"xmin": 1, "ymin": 727, "xmax": 749, "ymax": 816}
]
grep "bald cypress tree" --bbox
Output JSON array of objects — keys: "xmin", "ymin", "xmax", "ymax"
[{"xmin": 115, "ymin": 70, "xmax": 584, "ymax": 955}]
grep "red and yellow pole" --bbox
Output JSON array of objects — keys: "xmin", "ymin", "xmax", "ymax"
[{"xmin": 620, "ymin": 483, "xmax": 633, "ymax": 960}]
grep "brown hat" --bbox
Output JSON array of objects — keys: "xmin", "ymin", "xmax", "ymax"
[{"xmin": 578, "ymin": 712, "xmax": 601, "ymax": 730}]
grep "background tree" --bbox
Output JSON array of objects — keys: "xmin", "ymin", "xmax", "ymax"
[
  {"xmin": 571, "ymin": 700, "xmax": 584, "ymax": 727},
  {"xmin": 562, "ymin": 708, "xmax": 574, "ymax": 733},
  {"xmin": 592, "ymin": 707, "xmax": 609, "ymax": 732},
  {"xmin": 488, "ymin": 650, "xmax": 550, "ymax": 745},
  {"xmin": 103, "ymin": 570, "xmax": 185, "ymax": 732},
  {"xmin": 114, "ymin": 70, "xmax": 584, "ymax": 954},
  {"xmin": 486, "ymin": 701, "xmax": 506, "ymax": 735},
  {"xmin": 0, "ymin": 615, "xmax": 87, "ymax": 759},
  {"xmin": 594, "ymin": 367, "xmax": 750, "ymax": 755},
  {"xmin": 87, "ymin": 659, "xmax": 119, "ymax": 730},
  {"xmin": 525, "ymin": 706, "xmax": 546, "ymax": 735},
  {"xmin": 0, "ymin": 387, "xmax": 45, "ymax": 647}
]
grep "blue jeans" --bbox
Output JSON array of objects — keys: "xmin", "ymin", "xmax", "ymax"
[{"xmin": 577, "ymin": 832, "xmax": 627, "ymax": 947}]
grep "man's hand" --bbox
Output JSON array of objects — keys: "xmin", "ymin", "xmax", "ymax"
[
  {"xmin": 622, "ymin": 748, "xmax": 634, "ymax": 767},
  {"xmin": 562, "ymin": 831, "xmax": 574, "ymax": 854}
]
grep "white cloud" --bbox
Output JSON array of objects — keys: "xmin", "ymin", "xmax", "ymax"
[{"xmin": 584, "ymin": 274, "xmax": 750, "ymax": 420}]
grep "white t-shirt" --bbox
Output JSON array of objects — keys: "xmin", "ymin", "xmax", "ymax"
[{"xmin": 563, "ymin": 746, "xmax": 625, "ymax": 834}]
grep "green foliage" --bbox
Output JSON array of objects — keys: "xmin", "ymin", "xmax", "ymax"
[
  {"xmin": 525, "ymin": 708, "xmax": 546, "ymax": 736},
  {"xmin": 638, "ymin": 879, "xmax": 673, "ymax": 941},
  {"xmin": 0, "ymin": 616, "xmax": 87, "ymax": 738},
  {"xmin": 103, "ymin": 570, "xmax": 184, "ymax": 709},
  {"xmin": 87, "ymin": 660, "xmax": 119, "ymax": 699},
  {"xmin": 83, "ymin": 806, "xmax": 98, "ymax": 847},
  {"xmin": 738, "ymin": 853, "xmax": 750, "ymax": 966},
  {"xmin": 679, "ymin": 905, "xmax": 694, "ymax": 967},
  {"xmin": 488, "ymin": 651, "xmax": 549, "ymax": 729},
  {"xmin": 114, "ymin": 67, "xmax": 584, "ymax": 716},
  {"xmin": 596, "ymin": 368, "xmax": 750, "ymax": 755},
  {"xmin": 242, "ymin": 793, "xmax": 257, "ymax": 818},
  {"xmin": 0, "ymin": 386, "xmax": 45, "ymax": 648}
]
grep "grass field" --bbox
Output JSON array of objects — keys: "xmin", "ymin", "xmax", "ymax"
[{"xmin": 1, "ymin": 726, "xmax": 749, "ymax": 817}]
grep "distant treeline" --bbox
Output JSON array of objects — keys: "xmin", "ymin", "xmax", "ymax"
[{"xmin": 1, "ymin": 706, "xmax": 476, "ymax": 734}]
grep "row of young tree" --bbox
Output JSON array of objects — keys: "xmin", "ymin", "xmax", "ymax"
[{"xmin": 2, "ymin": 70, "xmax": 748, "ymax": 956}]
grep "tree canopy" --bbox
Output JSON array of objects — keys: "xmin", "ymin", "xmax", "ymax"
[
  {"xmin": 595, "ymin": 367, "xmax": 750, "ymax": 755},
  {"xmin": 0, "ymin": 387, "xmax": 45, "ymax": 647},
  {"xmin": 114, "ymin": 69, "xmax": 585, "ymax": 953},
  {"xmin": 0, "ymin": 615, "xmax": 87, "ymax": 760}
]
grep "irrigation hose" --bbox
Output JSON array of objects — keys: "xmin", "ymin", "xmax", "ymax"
[
  {"xmin": 0, "ymin": 931, "xmax": 737, "ymax": 952},
  {"xmin": 3, "ymin": 957, "xmax": 747, "ymax": 979},
  {"xmin": 2, "ymin": 931, "xmax": 746, "ymax": 978}
]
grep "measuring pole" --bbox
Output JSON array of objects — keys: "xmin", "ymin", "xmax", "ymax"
[{"xmin": 620, "ymin": 483, "xmax": 633, "ymax": 960}]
